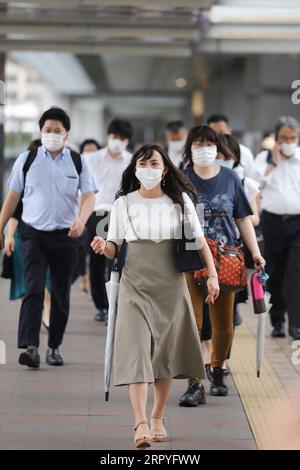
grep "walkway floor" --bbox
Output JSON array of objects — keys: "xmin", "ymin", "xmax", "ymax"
[{"xmin": 0, "ymin": 276, "xmax": 299, "ymax": 450}]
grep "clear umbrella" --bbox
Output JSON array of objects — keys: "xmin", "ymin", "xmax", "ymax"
[
  {"xmin": 250, "ymin": 267, "xmax": 269, "ymax": 378},
  {"xmin": 104, "ymin": 260, "xmax": 120, "ymax": 401}
]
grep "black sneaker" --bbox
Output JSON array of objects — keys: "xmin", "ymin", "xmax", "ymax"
[
  {"xmin": 46, "ymin": 348, "xmax": 64, "ymax": 366},
  {"xmin": 210, "ymin": 368, "xmax": 228, "ymax": 397},
  {"xmin": 95, "ymin": 308, "xmax": 108, "ymax": 322},
  {"xmin": 205, "ymin": 364, "xmax": 214, "ymax": 383},
  {"xmin": 179, "ymin": 382, "xmax": 207, "ymax": 407},
  {"xmin": 271, "ymin": 325, "xmax": 285, "ymax": 338},
  {"xmin": 19, "ymin": 346, "xmax": 40, "ymax": 369},
  {"xmin": 289, "ymin": 326, "xmax": 300, "ymax": 340}
]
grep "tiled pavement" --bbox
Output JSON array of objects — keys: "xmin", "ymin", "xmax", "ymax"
[{"xmin": 0, "ymin": 277, "xmax": 259, "ymax": 450}]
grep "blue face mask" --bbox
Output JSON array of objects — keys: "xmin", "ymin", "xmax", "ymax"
[{"xmin": 216, "ymin": 159, "xmax": 234, "ymax": 169}]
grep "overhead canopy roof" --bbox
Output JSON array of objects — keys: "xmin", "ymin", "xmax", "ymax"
[{"xmin": 1, "ymin": 1, "xmax": 300, "ymax": 97}]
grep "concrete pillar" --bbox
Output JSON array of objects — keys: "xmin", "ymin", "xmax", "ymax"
[{"xmin": 69, "ymin": 98, "xmax": 106, "ymax": 150}]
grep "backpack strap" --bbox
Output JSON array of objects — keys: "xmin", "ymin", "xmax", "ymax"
[
  {"xmin": 70, "ymin": 150, "xmax": 82, "ymax": 175},
  {"xmin": 22, "ymin": 147, "xmax": 38, "ymax": 183},
  {"xmin": 15, "ymin": 147, "xmax": 39, "ymax": 221},
  {"xmin": 22, "ymin": 148, "xmax": 82, "ymax": 182}
]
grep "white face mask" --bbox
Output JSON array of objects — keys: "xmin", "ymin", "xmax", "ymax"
[
  {"xmin": 41, "ymin": 133, "xmax": 65, "ymax": 152},
  {"xmin": 107, "ymin": 138, "xmax": 127, "ymax": 154},
  {"xmin": 216, "ymin": 159, "xmax": 234, "ymax": 169},
  {"xmin": 280, "ymin": 142, "xmax": 298, "ymax": 158},
  {"xmin": 168, "ymin": 140, "xmax": 185, "ymax": 154},
  {"xmin": 192, "ymin": 146, "xmax": 217, "ymax": 167},
  {"xmin": 135, "ymin": 168, "xmax": 163, "ymax": 190}
]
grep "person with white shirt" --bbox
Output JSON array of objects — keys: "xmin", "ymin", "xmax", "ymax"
[
  {"xmin": 72, "ymin": 139, "xmax": 103, "ymax": 297},
  {"xmin": 165, "ymin": 120, "xmax": 188, "ymax": 169},
  {"xmin": 83, "ymin": 118, "xmax": 133, "ymax": 322},
  {"xmin": 254, "ymin": 116, "xmax": 300, "ymax": 181},
  {"xmin": 91, "ymin": 144, "xmax": 219, "ymax": 449},
  {"xmin": 260, "ymin": 117, "xmax": 300, "ymax": 340},
  {"xmin": 207, "ymin": 113, "xmax": 255, "ymax": 179}
]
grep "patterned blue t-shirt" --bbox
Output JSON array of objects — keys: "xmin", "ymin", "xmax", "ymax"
[{"xmin": 185, "ymin": 166, "xmax": 253, "ymax": 246}]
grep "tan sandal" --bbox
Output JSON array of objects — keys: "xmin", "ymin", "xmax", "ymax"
[
  {"xmin": 134, "ymin": 421, "xmax": 152, "ymax": 449},
  {"xmin": 150, "ymin": 417, "xmax": 168, "ymax": 442}
]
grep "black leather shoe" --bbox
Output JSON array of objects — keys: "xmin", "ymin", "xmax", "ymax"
[
  {"xmin": 19, "ymin": 346, "xmax": 40, "ymax": 369},
  {"xmin": 179, "ymin": 382, "xmax": 206, "ymax": 407},
  {"xmin": 289, "ymin": 326, "xmax": 300, "ymax": 340},
  {"xmin": 210, "ymin": 368, "xmax": 228, "ymax": 396},
  {"xmin": 271, "ymin": 325, "xmax": 286, "ymax": 338},
  {"xmin": 205, "ymin": 364, "xmax": 214, "ymax": 383},
  {"xmin": 46, "ymin": 348, "xmax": 64, "ymax": 366},
  {"xmin": 95, "ymin": 309, "xmax": 108, "ymax": 322}
]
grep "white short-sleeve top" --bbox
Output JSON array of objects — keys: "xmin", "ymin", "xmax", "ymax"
[{"xmin": 107, "ymin": 190, "xmax": 204, "ymax": 245}]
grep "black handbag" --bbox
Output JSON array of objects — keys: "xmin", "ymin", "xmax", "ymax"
[
  {"xmin": 1, "ymin": 253, "xmax": 13, "ymax": 279},
  {"xmin": 176, "ymin": 216, "xmax": 205, "ymax": 273}
]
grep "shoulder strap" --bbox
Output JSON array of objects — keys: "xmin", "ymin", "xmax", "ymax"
[
  {"xmin": 22, "ymin": 147, "xmax": 38, "ymax": 182},
  {"xmin": 124, "ymin": 195, "xmax": 139, "ymax": 240},
  {"xmin": 70, "ymin": 150, "xmax": 82, "ymax": 175}
]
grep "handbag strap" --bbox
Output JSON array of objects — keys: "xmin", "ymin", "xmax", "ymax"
[{"xmin": 123, "ymin": 195, "xmax": 140, "ymax": 240}]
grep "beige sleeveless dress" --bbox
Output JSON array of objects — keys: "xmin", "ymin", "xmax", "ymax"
[{"xmin": 113, "ymin": 239, "xmax": 205, "ymax": 386}]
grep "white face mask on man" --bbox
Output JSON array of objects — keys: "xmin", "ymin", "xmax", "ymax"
[
  {"xmin": 168, "ymin": 140, "xmax": 185, "ymax": 154},
  {"xmin": 107, "ymin": 138, "xmax": 127, "ymax": 154},
  {"xmin": 135, "ymin": 168, "xmax": 163, "ymax": 190},
  {"xmin": 192, "ymin": 146, "xmax": 217, "ymax": 167},
  {"xmin": 280, "ymin": 142, "xmax": 298, "ymax": 158},
  {"xmin": 41, "ymin": 133, "xmax": 65, "ymax": 152}
]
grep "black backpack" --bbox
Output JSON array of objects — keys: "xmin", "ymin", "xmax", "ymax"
[{"xmin": 13, "ymin": 147, "xmax": 82, "ymax": 221}]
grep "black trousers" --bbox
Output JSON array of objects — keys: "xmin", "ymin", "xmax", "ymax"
[
  {"xmin": 18, "ymin": 223, "xmax": 79, "ymax": 349},
  {"xmin": 261, "ymin": 210, "xmax": 300, "ymax": 328},
  {"xmin": 86, "ymin": 211, "xmax": 127, "ymax": 311},
  {"xmin": 86, "ymin": 211, "xmax": 110, "ymax": 311}
]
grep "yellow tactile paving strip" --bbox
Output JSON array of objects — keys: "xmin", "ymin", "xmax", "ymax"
[{"xmin": 229, "ymin": 323, "xmax": 300, "ymax": 450}]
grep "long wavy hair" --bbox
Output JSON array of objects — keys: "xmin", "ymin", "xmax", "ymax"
[{"xmin": 116, "ymin": 144, "xmax": 197, "ymax": 211}]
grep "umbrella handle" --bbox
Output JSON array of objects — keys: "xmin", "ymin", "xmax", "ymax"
[{"xmin": 112, "ymin": 258, "xmax": 118, "ymax": 272}]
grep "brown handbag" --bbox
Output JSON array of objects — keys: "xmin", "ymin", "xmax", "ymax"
[{"xmin": 194, "ymin": 238, "xmax": 247, "ymax": 293}]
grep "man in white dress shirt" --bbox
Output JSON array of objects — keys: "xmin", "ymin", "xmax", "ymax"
[
  {"xmin": 254, "ymin": 116, "xmax": 300, "ymax": 180},
  {"xmin": 165, "ymin": 120, "xmax": 188, "ymax": 169},
  {"xmin": 207, "ymin": 114, "xmax": 255, "ymax": 179},
  {"xmin": 83, "ymin": 118, "xmax": 133, "ymax": 322},
  {"xmin": 260, "ymin": 116, "xmax": 300, "ymax": 340}
]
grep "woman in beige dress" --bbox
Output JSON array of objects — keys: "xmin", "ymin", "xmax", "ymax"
[{"xmin": 91, "ymin": 144, "xmax": 219, "ymax": 449}]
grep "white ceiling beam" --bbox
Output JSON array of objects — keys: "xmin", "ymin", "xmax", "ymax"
[
  {"xmin": 219, "ymin": 0, "xmax": 300, "ymax": 7},
  {"xmin": 210, "ymin": 6, "xmax": 300, "ymax": 24},
  {"xmin": 198, "ymin": 38, "xmax": 300, "ymax": 54},
  {"xmin": 0, "ymin": 0, "xmax": 213, "ymax": 7},
  {"xmin": 0, "ymin": 23, "xmax": 196, "ymax": 40},
  {"xmin": 0, "ymin": 39, "xmax": 191, "ymax": 57},
  {"xmin": 208, "ymin": 24, "xmax": 300, "ymax": 39}
]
